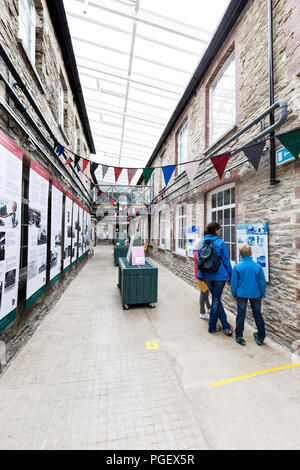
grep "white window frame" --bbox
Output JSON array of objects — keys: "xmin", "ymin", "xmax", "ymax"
[
  {"xmin": 209, "ymin": 53, "xmax": 236, "ymax": 146},
  {"xmin": 207, "ymin": 183, "xmax": 236, "ymax": 264},
  {"xmin": 19, "ymin": 0, "xmax": 36, "ymax": 64},
  {"xmin": 58, "ymin": 79, "xmax": 64, "ymax": 130},
  {"xmin": 176, "ymin": 204, "xmax": 187, "ymax": 256},
  {"xmin": 177, "ymin": 121, "xmax": 188, "ymax": 175},
  {"xmin": 159, "ymin": 210, "xmax": 166, "ymax": 249}
]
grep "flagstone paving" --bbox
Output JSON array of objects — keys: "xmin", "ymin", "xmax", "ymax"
[{"xmin": 0, "ymin": 245, "xmax": 300, "ymax": 450}]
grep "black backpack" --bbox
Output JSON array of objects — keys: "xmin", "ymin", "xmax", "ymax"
[{"xmin": 197, "ymin": 239, "xmax": 221, "ymax": 273}]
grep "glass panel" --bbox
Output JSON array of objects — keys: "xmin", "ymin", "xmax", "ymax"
[
  {"xmin": 231, "ymin": 244, "xmax": 236, "ymax": 261},
  {"xmin": 212, "ymin": 211, "xmax": 217, "ymax": 222},
  {"xmin": 225, "ymin": 243, "xmax": 230, "ymax": 256},
  {"xmin": 217, "ymin": 210, "xmax": 223, "ymax": 225},
  {"xmin": 231, "ymin": 225, "xmax": 235, "ymax": 243},
  {"xmin": 224, "ymin": 188, "xmax": 231, "ymax": 206},
  {"xmin": 212, "ymin": 193, "xmax": 217, "ymax": 209},
  {"xmin": 217, "ymin": 192, "xmax": 223, "ymax": 207},
  {"xmin": 223, "ymin": 226, "xmax": 230, "ymax": 243},
  {"xmin": 224, "ymin": 208, "xmax": 230, "ymax": 225},
  {"xmin": 231, "ymin": 187, "xmax": 235, "ymax": 204},
  {"xmin": 231, "ymin": 208, "xmax": 235, "ymax": 224}
]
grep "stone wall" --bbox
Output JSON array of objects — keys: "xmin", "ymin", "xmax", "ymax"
[{"xmin": 132, "ymin": 0, "xmax": 300, "ymax": 350}]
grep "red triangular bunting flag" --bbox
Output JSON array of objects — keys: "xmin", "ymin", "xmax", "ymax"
[
  {"xmin": 97, "ymin": 189, "xmax": 102, "ymax": 196},
  {"xmin": 114, "ymin": 167, "xmax": 122, "ymax": 182},
  {"xmin": 65, "ymin": 156, "xmax": 72, "ymax": 165},
  {"xmin": 82, "ymin": 159, "xmax": 89, "ymax": 173},
  {"xmin": 110, "ymin": 198, "xmax": 115, "ymax": 206},
  {"xmin": 127, "ymin": 168, "xmax": 137, "ymax": 185},
  {"xmin": 210, "ymin": 152, "xmax": 231, "ymax": 180}
]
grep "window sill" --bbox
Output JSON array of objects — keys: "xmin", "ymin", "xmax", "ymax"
[
  {"xmin": 205, "ymin": 124, "xmax": 238, "ymax": 154},
  {"xmin": 17, "ymin": 38, "xmax": 46, "ymax": 95},
  {"xmin": 172, "ymin": 251, "xmax": 187, "ymax": 260},
  {"xmin": 157, "ymin": 246, "xmax": 165, "ymax": 252}
]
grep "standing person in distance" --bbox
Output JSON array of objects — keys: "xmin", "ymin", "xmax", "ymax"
[{"xmin": 197, "ymin": 222, "xmax": 233, "ymax": 336}]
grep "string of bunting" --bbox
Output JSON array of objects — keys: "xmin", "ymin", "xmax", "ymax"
[{"xmin": 54, "ymin": 126, "xmax": 300, "ymax": 189}]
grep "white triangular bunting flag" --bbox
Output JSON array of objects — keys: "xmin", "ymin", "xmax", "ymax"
[
  {"xmin": 127, "ymin": 168, "xmax": 137, "ymax": 185},
  {"xmin": 184, "ymin": 161, "xmax": 200, "ymax": 184},
  {"xmin": 102, "ymin": 164, "xmax": 109, "ymax": 178}
]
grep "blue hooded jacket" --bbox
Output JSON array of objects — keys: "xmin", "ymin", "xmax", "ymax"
[
  {"xmin": 231, "ymin": 256, "xmax": 266, "ymax": 299},
  {"xmin": 197, "ymin": 234, "xmax": 232, "ymax": 281}
]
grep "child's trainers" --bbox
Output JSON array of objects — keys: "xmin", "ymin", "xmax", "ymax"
[
  {"xmin": 236, "ymin": 337, "xmax": 246, "ymax": 346},
  {"xmin": 253, "ymin": 332, "xmax": 263, "ymax": 346}
]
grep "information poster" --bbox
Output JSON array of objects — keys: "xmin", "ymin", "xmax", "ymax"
[
  {"xmin": 50, "ymin": 179, "xmax": 63, "ymax": 287},
  {"xmin": 236, "ymin": 222, "xmax": 269, "ymax": 282},
  {"xmin": 83, "ymin": 207, "xmax": 88, "ymax": 254},
  {"xmin": 78, "ymin": 204, "xmax": 84, "ymax": 259},
  {"xmin": 71, "ymin": 199, "xmax": 79, "ymax": 266},
  {"xmin": 87, "ymin": 210, "xmax": 91, "ymax": 252},
  {"xmin": 63, "ymin": 192, "xmax": 73, "ymax": 273},
  {"xmin": 0, "ymin": 131, "xmax": 23, "ymax": 332},
  {"xmin": 26, "ymin": 160, "xmax": 50, "ymax": 309},
  {"xmin": 187, "ymin": 225, "xmax": 199, "ymax": 257}
]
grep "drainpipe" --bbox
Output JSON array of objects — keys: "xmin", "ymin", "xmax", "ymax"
[{"xmin": 268, "ymin": 0, "xmax": 279, "ymax": 185}]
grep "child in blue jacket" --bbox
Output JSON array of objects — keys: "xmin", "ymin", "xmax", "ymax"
[{"xmin": 231, "ymin": 244, "xmax": 266, "ymax": 346}]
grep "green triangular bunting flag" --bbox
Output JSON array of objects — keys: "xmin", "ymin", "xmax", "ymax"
[
  {"xmin": 277, "ymin": 128, "xmax": 300, "ymax": 160},
  {"xmin": 143, "ymin": 167, "xmax": 154, "ymax": 185}
]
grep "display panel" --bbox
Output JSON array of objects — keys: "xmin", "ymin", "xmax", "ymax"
[
  {"xmin": 50, "ymin": 179, "xmax": 63, "ymax": 286},
  {"xmin": 78, "ymin": 204, "xmax": 84, "ymax": 259},
  {"xmin": 0, "ymin": 131, "xmax": 23, "ymax": 331},
  {"xmin": 26, "ymin": 159, "xmax": 50, "ymax": 309},
  {"xmin": 63, "ymin": 192, "xmax": 73, "ymax": 273},
  {"xmin": 71, "ymin": 199, "xmax": 79, "ymax": 266},
  {"xmin": 236, "ymin": 222, "xmax": 269, "ymax": 282}
]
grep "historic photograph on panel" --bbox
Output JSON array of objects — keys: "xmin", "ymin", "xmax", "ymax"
[
  {"xmin": 28, "ymin": 207, "xmax": 41, "ymax": 228},
  {"xmin": 0, "ymin": 232, "xmax": 5, "ymax": 262},
  {"xmin": 4, "ymin": 269, "xmax": 16, "ymax": 291}
]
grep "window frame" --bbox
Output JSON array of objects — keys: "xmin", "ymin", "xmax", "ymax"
[
  {"xmin": 176, "ymin": 204, "xmax": 187, "ymax": 256},
  {"xmin": 176, "ymin": 121, "xmax": 188, "ymax": 175},
  {"xmin": 18, "ymin": 0, "xmax": 36, "ymax": 64},
  {"xmin": 58, "ymin": 79, "xmax": 65, "ymax": 131},
  {"xmin": 207, "ymin": 183, "xmax": 236, "ymax": 263},
  {"xmin": 209, "ymin": 52, "xmax": 236, "ymax": 146},
  {"xmin": 159, "ymin": 210, "xmax": 166, "ymax": 249}
]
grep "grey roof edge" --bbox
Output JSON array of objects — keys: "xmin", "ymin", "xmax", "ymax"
[
  {"xmin": 46, "ymin": 0, "xmax": 96, "ymax": 154},
  {"xmin": 137, "ymin": 0, "xmax": 249, "ymax": 185}
]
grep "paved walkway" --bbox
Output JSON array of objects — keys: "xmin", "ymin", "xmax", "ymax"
[{"xmin": 0, "ymin": 245, "xmax": 300, "ymax": 450}]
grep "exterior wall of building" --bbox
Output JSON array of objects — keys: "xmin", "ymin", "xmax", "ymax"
[
  {"xmin": 0, "ymin": 0, "xmax": 93, "ymax": 366},
  {"xmin": 131, "ymin": 0, "xmax": 300, "ymax": 350}
]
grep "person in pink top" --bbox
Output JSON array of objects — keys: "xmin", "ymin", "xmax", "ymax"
[{"xmin": 194, "ymin": 238, "xmax": 210, "ymax": 320}]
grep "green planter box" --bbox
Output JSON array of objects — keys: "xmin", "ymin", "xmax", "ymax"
[
  {"xmin": 113, "ymin": 246, "xmax": 129, "ymax": 266},
  {"xmin": 118, "ymin": 257, "xmax": 158, "ymax": 309}
]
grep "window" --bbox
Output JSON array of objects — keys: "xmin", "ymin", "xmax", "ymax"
[
  {"xmin": 210, "ymin": 53, "xmax": 236, "ymax": 145},
  {"xmin": 177, "ymin": 121, "xmax": 188, "ymax": 175},
  {"xmin": 150, "ymin": 171, "xmax": 155, "ymax": 201},
  {"xmin": 159, "ymin": 210, "xmax": 166, "ymax": 248},
  {"xmin": 176, "ymin": 205, "xmax": 186, "ymax": 255},
  {"xmin": 58, "ymin": 79, "xmax": 64, "ymax": 130},
  {"xmin": 19, "ymin": 0, "xmax": 36, "ymax": 64},
  {"xmin": 209, "ymin": 184, "xmax": 235, "ymax": 262}
]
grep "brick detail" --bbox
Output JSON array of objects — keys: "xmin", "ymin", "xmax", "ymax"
[
  {"xmin": 295, "ymin": 187, "xmax": 300, "ymax": 199},
  {"xmin": 296, "ymin": 238, "xmax": 300, "ymax": 250}
]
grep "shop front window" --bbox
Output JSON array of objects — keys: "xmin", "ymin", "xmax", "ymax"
[
  {"xmin": 176, "ymin": 205, "xmax": 186, "ymax": 255},
  {"xmin": 209, "ymin": 184, "xmax": 235, "ymax": 262}
]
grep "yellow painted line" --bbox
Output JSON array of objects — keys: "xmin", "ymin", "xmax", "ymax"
[
  {"xmin": 146, "ymin": 340, "xmax": 160, "ymax": 350},
  {"xmin": 210, "ymin": 363, "xmax": 300, "ymax": 388}
]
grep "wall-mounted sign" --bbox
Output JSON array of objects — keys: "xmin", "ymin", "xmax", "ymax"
[
  {"xmin": 26, "ymin": 159, "xmax": 50, "ymax": 309},
  {"xmin": 50, "ymin": 179, "xmax": 63, "ymax": 287},
  {"xmin": 187, "ymin": 225, "xmax": 199, "ymax": 258},
  {"xmin": 0, "ymin": 131, "xmax": 23, "ymax": 332},
  {"xmin": 236, "ymin": 222, "xmax": 269, "ymax": 282},
  {"xmin": 276, "ymin": 147, "xmax": 297, "ymax": 166}
]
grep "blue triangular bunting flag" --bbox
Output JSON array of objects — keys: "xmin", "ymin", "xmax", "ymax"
[{"xmin": 162, "ymin": 165, "xmax": 176, "ymax": 187}]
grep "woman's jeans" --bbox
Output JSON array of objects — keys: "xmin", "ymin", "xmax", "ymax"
[
  {"xmin": 205, "ymin": 280, "xmax": 231, "ymax": 333},
  {"xmin": 236, "ymin": 297, "xmax": 266, "ymax": 341}
]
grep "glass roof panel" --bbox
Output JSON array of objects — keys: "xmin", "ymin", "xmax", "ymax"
[{"xmin": 64, "ymin": 0, "xmax": 231, "ymax": 185}]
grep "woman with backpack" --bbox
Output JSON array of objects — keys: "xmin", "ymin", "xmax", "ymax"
[{"xmin": 197, "ymin": 222, "xmax": 233, "ymax": 336}]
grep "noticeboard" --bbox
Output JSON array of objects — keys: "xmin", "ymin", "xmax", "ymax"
[{"xmin": 236, "ymin": 222, "xmax": 269, "ymax": 282}]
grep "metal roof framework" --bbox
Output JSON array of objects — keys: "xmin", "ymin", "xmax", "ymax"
[{"xmin": 63, "ymin": 0, "xmax": 232, "ymax": 185}]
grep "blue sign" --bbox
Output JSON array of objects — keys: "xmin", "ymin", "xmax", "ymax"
[{"xmin": 276, "ymin": 147, "xmax": 297, "ymax": 166}]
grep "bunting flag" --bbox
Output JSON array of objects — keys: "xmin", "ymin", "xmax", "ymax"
[
  {"xmin": 162, "ymin": 165, "xmax": 176, "ymax": 187},
  {"xmin": 184, "ymin": 161, "xmax": 200, "ymax": 184},
  {"xmin": 74, "ymin": 155, "xmax": 81, "ymax": 169},
  {"xmin": 243, "ymin": 141, "xmax": 266, "ymax": 170},
  {"xmin": 76, "ymin": 164, "xmax": 81, "ymax": 172},
  {"xmin": 127, "ymin": 168, "xmax": 137, "ymax": 185},
  {"xmin": 102, "ymin": 164, "xmax": 109, "ymax": 178},
  {"xmin": 82, "ymin": 158, "xmax": 89, "ymax": 173},
  {"xmin": 55, "ymin": 143, "xmax": 64, "ymax": 157},
  {"xmin": 65, "ymin": 156, "xmax": 73, "ymax": 165},
  {"xmin": 90, "ymin": 162, "xmax": 99, "ymax": 185},
  {"xmin": 110, "ymin": 198, "xmax": 115, "ymax": 206},
  {"xmin": 277, "ymin": 128, "xmax": 300, "ymax": 160},
  {"xmin": 114, "ymin": 167, "xmax": 123, "ymax": 183},
  {"xmin": 97, "ymin": 189, "xmax": 102, "ymax": 197},
  {"xmin": 143, "ymin": 167, "xmax": 154, "ymax": 185},
  {"xmin": 210, "ymin": 152, "xmax": 231, "ymax": 180}
]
